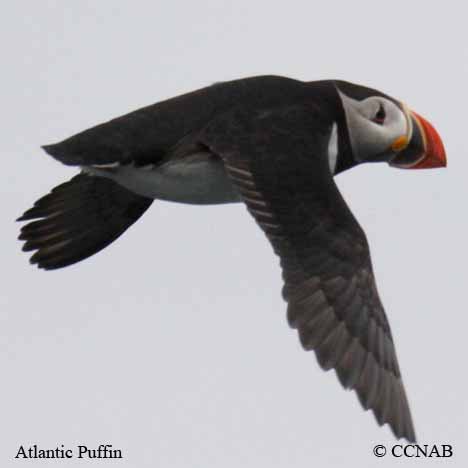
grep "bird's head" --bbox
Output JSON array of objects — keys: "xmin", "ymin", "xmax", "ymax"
[{"xmin": 333, "ymin": 81, "xmax": 446, "ymax": 173}]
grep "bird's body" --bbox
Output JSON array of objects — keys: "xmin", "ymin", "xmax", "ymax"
[
  {"xmin": 43, "ymin": 76, "xmax": 343, "ymax": 206},
  {"xmin": 18, "ymin": 75, "xmax": 446, "ymax": 442},
  {"xmin": 87, "ymin": 152, "xmax": 241, "ymax": 204}
]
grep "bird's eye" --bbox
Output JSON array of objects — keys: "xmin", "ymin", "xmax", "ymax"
[{"xmin": 373, "ymin": 103, "xmax": 386, "ymax": 125}]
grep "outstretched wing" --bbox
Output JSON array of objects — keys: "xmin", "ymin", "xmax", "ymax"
[
  {"xmin": 40, "ymin": 76, "xmax": 309, "ymax": 168},
  {"xmin": 17, "ymin": 174, "xmax": 153, "ymax": 269},
  {"xmin": 200, "ymin": 104, "xmax": 416, "ymax": 442}
]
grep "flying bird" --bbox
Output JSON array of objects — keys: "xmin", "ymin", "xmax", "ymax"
[{"xmin": 17, "ymin": 76, "xmax": 446, "ymax": 442}]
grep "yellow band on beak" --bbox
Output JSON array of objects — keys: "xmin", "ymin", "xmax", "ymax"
[{"xmin": 391, "ymin": 135, "xmax": 409, "ymax": 152}]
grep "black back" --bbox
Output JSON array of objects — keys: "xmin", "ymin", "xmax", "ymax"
[{"xmin": 43, "ymin": 76, "xmax": 325, "ymax": 166}]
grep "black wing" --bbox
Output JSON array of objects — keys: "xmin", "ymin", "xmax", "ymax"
[
  {"xmin": 17, "ymin": 174, "xmax": 152, "ymax": 269},
  {"xmin": 41, "ymin": 76, "xmax": 310, "ymax": 167},
  {"xmin": 200, "ymin": 104, "xmax": 416, "ymax": 442}
]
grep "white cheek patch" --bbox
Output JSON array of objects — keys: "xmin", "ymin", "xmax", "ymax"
[
  {"xmin": 338, "ymin": 90, "xmax": 410, "ymax": 162},
  {"xmin": 327, "ymin": 123, "xmax": 338, "ymax": 174},
  {"xmin": 382, "ymin": 101, "xmax": 408, "ymax": 142}
]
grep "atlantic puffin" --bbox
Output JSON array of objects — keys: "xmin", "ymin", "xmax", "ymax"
[{"xmin": 17, "ymin": 76, "xmax": 446, "ymax": 442}]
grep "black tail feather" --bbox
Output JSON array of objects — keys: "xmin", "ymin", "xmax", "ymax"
[{"xmin": 17, "ymin": 174, "xmax": 153, "ymax": 269}]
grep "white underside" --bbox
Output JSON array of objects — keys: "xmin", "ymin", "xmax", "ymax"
[
  {"xmin": 86, "ymin": 154, "xmax": 242, "ymax": 205},
  {"xmin": 85, "ymin": 126, "xmax": 339, "ymax": 205},
  {"xmin": 327, "ymin": 123, "xmax": 338, "ymax": 174}
]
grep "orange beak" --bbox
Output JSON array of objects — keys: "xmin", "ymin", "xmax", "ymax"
[
  {"xmin": 408, "ymin": 111, "xmax": 447, "ymax": 169},
  {"xmin": 390, "ymin": 108, "xmax": 447, "ymax": 169}
]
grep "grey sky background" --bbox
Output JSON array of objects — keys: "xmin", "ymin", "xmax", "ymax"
[{"xmin": 2, "ymin": 1, "xmax": 467, "ymax": 466}]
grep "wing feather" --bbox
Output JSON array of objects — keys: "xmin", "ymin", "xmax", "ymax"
[{"xmin": 201, "ymin": 105, "xmax": 416, "ymax": 441}]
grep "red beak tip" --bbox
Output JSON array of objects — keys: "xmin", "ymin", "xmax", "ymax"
[{"xmin": 411, "ymin": 111, "xmax": 447, "ymax": 169}]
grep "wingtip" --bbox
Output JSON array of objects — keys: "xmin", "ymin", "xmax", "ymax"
[
  {"xmin": 385, "ymin": 417, "xmax": 417, "ymax": 444},
  {"xmin": 401, "ymin": 417, "xmax": 417, "ymax": 444},
  {"xmin": 41, "ymin": 141, "xmax": 77, "ymax": 164},
  {"xmin": 16, "ymin": 207, "xmax": 41, "ymax": 222},
  {"xmin": 41, "ymin": 143, "xmax": 58, "ymax": 157},
  {"xmin": 40, "ymin": 140, "xmax": 88, "ymax": 166}
]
